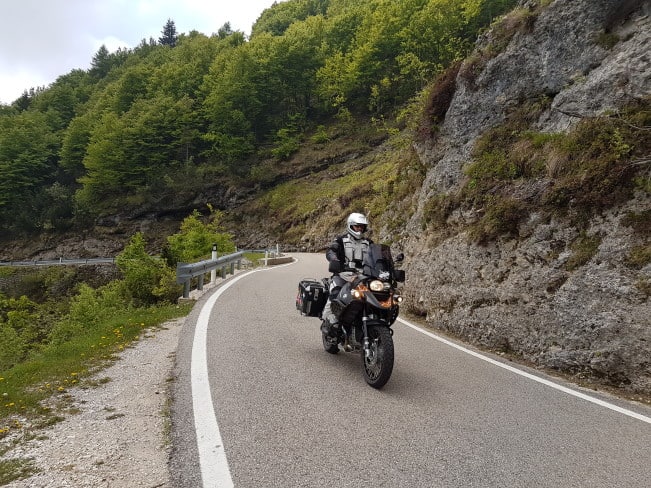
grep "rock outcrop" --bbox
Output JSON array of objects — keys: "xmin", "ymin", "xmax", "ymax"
[{"xmin": 400, "ymin": 0, "xmax": 651, "ymax": 394}]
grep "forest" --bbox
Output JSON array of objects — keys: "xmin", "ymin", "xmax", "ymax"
[{"xmin": 0, "ymin": 0, "xmax": 518, "ymax": 235}]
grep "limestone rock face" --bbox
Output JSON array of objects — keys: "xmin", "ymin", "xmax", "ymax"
[{"xmin": 403, "ymin": 0, "xmax": 651, "ymax": 394}]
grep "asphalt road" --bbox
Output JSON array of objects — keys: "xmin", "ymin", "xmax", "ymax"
[{"xmin": 170, "ymin": 253, "xmax": 651, "ymax": 488}]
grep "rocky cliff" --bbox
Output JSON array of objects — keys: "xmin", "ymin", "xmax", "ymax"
[{"xmin": 397, "ymin": 0, "xmax": 650, "ymax": 395}]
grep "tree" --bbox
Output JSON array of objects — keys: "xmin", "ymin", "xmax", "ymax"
[
  {"xmin": 166, "ymin": 208, "xmax": 235, "ymax": 264},
  {"xmin": 0, "ymin": 111, "xmax": 58, "ymax": 228},
  {"xmin": 217, "ymin": 22, "xmax": 233, "ymax": 39},
  {"xmin": 159, "ymin": 19, "xmax": 178, "ymax": 47},
  {"xmin": 90, "ymin": 45, "xmax": 111, "ymax": 78}
]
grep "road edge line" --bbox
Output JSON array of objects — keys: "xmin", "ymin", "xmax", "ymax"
[
  {"xmin": 398, "ymin": 317, "xmax": 651, "ymax": 425},
  {"xmin": 192, "ymin": 261, "xmax": 297, "ymax": 487}
]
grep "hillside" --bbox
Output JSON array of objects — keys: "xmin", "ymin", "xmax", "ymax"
[
  {"xmin": 229, "ymin": 0, "xmax": 651, "ymax": 397},
  {"xmin": 0, "ymin": 0, "xmax": 649, "ymax": 396}
]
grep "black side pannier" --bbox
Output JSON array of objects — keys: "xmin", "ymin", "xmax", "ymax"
[{"xmin": 296, "ymin": 278, "xmax": 327, "ymax": 317}]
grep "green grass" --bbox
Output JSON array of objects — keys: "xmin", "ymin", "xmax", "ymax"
[
  {"xmin": 422, "ymin": 97, "xmax": 651, "ymax": 243},
  {"xmin": 0, "ymin": 303, "xmax": 191, "ymax": 433},
  {"xmin": 565, "ymin": 233, "xmax": 602, "ymax": 271},
  {"xmin": 0, "ymin": 458, "xmax": 38, "ymax": 485}
]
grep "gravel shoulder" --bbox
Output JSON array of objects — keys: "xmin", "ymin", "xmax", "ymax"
[{"xmin": 3, "ymin": 317, "xmax": 185, "ymax": 488}]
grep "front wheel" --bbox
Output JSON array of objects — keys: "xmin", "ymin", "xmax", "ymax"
[{"xmin": 362, "ymin": 325, "xmax": 394, "ymax": 389}]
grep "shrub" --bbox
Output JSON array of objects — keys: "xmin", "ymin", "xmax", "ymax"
[
  {"xmin": 0, "ymin": 323, "xmax": 27, "ymax": 371},
  {"xmin": 469, "ymin": 196, "xmax": 528, "ymax": 243},
  {"xmin": 271, "ymin": 128, "xmax": 301, "ymax": 160},
  {"xmin": 310, "ymin": 125, "xmax": 330, "ymax": 144},
  {"xmin": 418, "ymin": 62, "xmax": 461, "ymax": 140},
  {"xmin": 166, "ymin": 208, "xmax": 236, "ymax": 264},
  {"xmin": 624, "ymin": 245, "xmax": 651, "ymax": 270},
  {"xmin": 117, "ymin": 233, "xmax": 179, "ymax": 305}
]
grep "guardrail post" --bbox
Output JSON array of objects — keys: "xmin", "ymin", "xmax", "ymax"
[
  {"xmin": 230, "ymin": 262, "xmax": 235, "ymax": 274},
  {"xmin": 183, "ymin": 281, "xmax": 190, "ymax": 299},
  {"xmin": 198, "ymin": 273, "xmax": 204, "ymax": 291},
  {"xmin": 210, "ymin": 243, "xmax": 217, "ymax": 283},
  {"xmin": 221, "ymin": 265, "xmax": 227, "ymax": 278},
  {"xmin": 237, "ymin": 259, "xmax": 241, "ymax": 270}
]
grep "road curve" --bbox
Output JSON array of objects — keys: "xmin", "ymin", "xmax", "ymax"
[{"xmin": 171, "ymin": 253, "xmax": 651, "ymax": 488}]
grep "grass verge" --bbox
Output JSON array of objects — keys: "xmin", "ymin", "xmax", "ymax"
[{"xmin": 0, "ymin": 303, "xmax": 191, "ymax": 441}]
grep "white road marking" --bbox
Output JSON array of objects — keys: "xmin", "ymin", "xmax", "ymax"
[
  {"xmin": 192, "ymin": 260, "xmax": 296, "ymax": 487},
  {"xmin": 192, "ymin": 271, "xmax": 256, "ymax": 488},
  {"xmin": 398, "ymin": 317, "xmax": 651, "ymax": 424}
]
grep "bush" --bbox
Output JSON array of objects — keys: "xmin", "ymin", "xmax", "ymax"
[
  {"xmin": 48, "ymin": 283, "xmax": 110, "ymax": 344},
  {"xmin": 271, "ymin": 128, "xmax": 301, "ymax": 160},
  {"xmin": 117, "ymin": 233, "xmax": 180, "ymax": 305},
  {"xmin": 0, "ymin": 324, "xmax": 26, "ymax": 371},
  {"xmin": 166, "ymin": 208, "xmax": 236, "ymax": 264}
]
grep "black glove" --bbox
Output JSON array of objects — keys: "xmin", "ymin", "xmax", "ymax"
[{"xmin": 328, "ymin": 259, "xmax": 342, "ymax": 273}]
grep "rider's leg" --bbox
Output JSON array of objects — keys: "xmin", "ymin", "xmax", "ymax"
[{"xmin": 320, "ymin": 276, "xmax": 343, "ymax": 336}]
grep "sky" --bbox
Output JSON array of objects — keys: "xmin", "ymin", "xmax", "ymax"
[{"xmin": 0, "ymin": 0, "xmax": 280, "ymax": 104}]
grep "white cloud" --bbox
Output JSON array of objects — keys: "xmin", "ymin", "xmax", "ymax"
[{"xmin": 0, "ymin": 0, "xmax": 280, "ymax": 104}]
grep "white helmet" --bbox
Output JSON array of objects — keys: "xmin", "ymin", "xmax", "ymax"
[{"xmin": 346, "ymin": 212, "xmax": 369, "ymax": 239}]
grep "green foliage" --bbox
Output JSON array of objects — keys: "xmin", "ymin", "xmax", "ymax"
[
  {"xmin": 47, "ymin": 283, "xmax": 118, "ymax": 345},
  {"xmin": 0, "ymin": 323, "xmax": 27, "ymax": 371},
  {"xmin": 166, "ymin": 208, "xmax": 236, "ymax": 264},
  {"xmin": 272, "ymin": 128, "xmax": 302, "ymax": 160},
  {"xmin": 436, "ymin": 97, "xmax": 651, "ymax": 243},
  {"xmin": 251, "ymin": 0, "xmax": 328, "ymax": 37},
  {"xmin": 310, "ymin": 125, "xmax": 331, "ymax": 144},
  {"xmin": 0, "ymin": 111, "xmax": 59, "ymax": 230},
  {"xmin": 0, "ymin": 458, "xmax": 38, "ymax": 485},
  {"xmin": 0, "ymin": 0, "xmax": 524, "ymax": 233},
  {"xmin": 115, "ymin": 233, "xmax": 179, "ymax": 305},
  {"xmin": 159, "ymin": 19, "xmax": 178, "ymax": 47}
]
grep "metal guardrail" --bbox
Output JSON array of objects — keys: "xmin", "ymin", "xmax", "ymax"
[
  {"xmin": 176, "ymin": 250, "xmax": 246, "ymax": 299},
  {"xmin": 175, "ymin": 246, "xmax": 287, "ymax": 299},
  {"xmin": 0, "ymin": 245, "xmax": 286, "ymax": 300},
  {"xmin": 0, "ymin": 258, "xmax": 115, "ymax": 266}
]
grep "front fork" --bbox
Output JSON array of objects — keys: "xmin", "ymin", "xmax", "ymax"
[{"xmin": 362, "ymin": 312, "xmax": 372, "ymax": 360}]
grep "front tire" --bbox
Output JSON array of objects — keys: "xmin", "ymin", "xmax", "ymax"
[{"xmin": 362, "ymin": 325, "xmax": 394, "ymax": 389}]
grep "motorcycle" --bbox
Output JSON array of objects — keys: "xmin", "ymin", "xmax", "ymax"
[{"xmin": 296, "ymin": 244, "xmax": 405, "ymax": 389}]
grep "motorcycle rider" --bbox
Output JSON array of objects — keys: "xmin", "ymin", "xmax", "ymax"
[{"xmin": 321, "ymin": 212, "xmax": 373, "ymax": 338}]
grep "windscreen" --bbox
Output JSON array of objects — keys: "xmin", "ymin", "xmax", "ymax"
[{"xmin": 362, "ymin": 244, "xmax": 394, "ymax": 278}]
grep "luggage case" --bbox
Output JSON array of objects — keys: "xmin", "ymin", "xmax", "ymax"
[{"xmin": 296, "ymin": 278, "xmax": 327, "ymax": 317}]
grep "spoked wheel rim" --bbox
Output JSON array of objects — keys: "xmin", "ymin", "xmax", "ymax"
[
  {"xmin": 362, "ymin": 325, "xmax": 394, "ymax": 388},
  {"xmin": 363, "ymin": 340, "xmax": 382, "ymax": 380}
]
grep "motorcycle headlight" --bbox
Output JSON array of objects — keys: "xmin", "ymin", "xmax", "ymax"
[
  {"xmin": 394, "ymin": 294, "xmax": 403, "ymax": 303},
  {"xmin": 369, "ymin": 280, "xmax": 384, "ymax": 292}
]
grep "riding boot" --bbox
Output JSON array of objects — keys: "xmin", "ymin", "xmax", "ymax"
[{"xmin": 320, "ymin": 317, "xmax": 339, "ymax": 338}]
